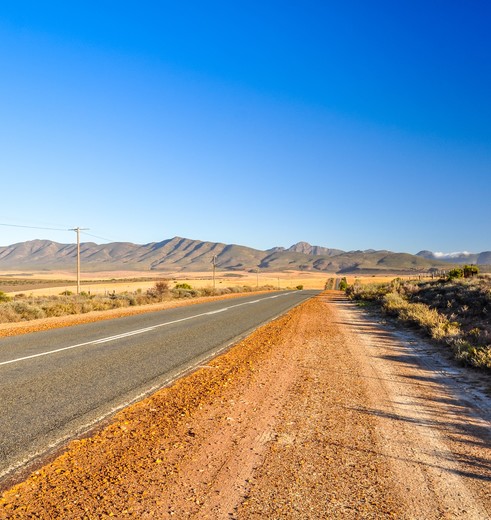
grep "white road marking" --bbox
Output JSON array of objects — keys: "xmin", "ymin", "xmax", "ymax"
[
  {"xmin": 0, "ymin": 292, "xmax": 295, "ymax": 367},
  {"xmin": 0, "ymin": 333, "xmax": 244, "ymax": 480}
]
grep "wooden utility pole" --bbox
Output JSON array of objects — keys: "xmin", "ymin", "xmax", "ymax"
[
  {"xmin": 70, "ymin": 227, "xmax": 88, "ymax": 294},
  {"xmin": 211, "ymin": 255, "xmax": 217, "ymax": 291}
]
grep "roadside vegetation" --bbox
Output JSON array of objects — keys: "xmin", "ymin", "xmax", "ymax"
[
  {"xmin": 0, "ymin": 281, "xmax": 279, "ymax": 325},
  {"xmin": 345, "ymin": 269, "xmax": 491, "ymax": 370}
]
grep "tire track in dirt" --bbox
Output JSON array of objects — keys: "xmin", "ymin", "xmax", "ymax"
[{"xmin": 238, "ymin": 293, "xmax": 491, "ymax": 519}]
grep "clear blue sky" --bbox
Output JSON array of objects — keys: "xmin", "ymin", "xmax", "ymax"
[{"xmin": 1, "ymin": 1, "xmax": 489, "ymax": 253}]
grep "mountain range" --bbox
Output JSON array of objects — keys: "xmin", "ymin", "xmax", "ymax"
[{"xmin": 0, "ymin": 237, "xmax": 489, "ymax": 274}]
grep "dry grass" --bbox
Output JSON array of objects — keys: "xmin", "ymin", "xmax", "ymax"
[
  {"xmin": 346, "ymin": 277, "xmax": 491, "ymax": 370},
  {"xmin": 0, "ymin": 269, "xmax": 338, "ymax": 296},
  {"xmin": 0, "ymin": 282, "xmax": 279, "ymax": 325},
  {"xmin": 0, "ymin": 269, "xmax": 421, "ymax": 297}
]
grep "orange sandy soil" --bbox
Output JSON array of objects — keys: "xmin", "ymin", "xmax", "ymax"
[{"xmin": 1, "ymin": 292, "xmax": 490, "ymax": 518}]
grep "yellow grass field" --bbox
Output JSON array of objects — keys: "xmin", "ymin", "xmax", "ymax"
[{"xmin": 0, "ymin": 269, "xmax": 416, "ymax": 297}]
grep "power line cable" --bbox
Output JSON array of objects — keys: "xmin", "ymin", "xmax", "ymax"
[
  {"xmin": 81, "ymin": 231, "xmax": 117, "ymax": 243},
  {"xmin": 0, "ymin": 222, "xmax": 68, "ymax": 231},
  {"xmin": 0, "ymin": 216, "xmax": 69, "ymax": 229},
  {"xmin": 1, "ymin": 222, "xmax": 120, "ymax": 244}
]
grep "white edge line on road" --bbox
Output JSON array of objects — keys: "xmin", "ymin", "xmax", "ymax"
[
  {"xmin": 0, "ymin": 331, "xmax": 251, "ymax": 481},
  {"xmin": 0, "ymin": 292, "xmax": 295, "ymax": 367}
]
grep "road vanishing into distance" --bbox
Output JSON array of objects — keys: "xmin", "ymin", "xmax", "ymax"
[{"xmin": 0, "ymin": 290, "xmax": 319, "ymax": 484}]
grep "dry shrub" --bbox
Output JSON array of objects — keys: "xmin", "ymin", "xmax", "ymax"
[
  {"xmin": 384, "ymin": 293, "xmax": 460, "ymax": 340},
  {"xmin": 0, "ymin": 303, "xmax": 26, "ymax": 323},
  {"xmin": 146, "ymin": 281, "xmax": 170, "ymax": 301},
  {"xmin": 451, "ymin": 340, "xmax": 491, "ymax": 369},
  {"xmin": 347, "ymin": 282, "xmax": 391, "ymax": 301},
  {"xmin": 12, "ymin": 301, "xmax": 46, "ymax": 321},
  {"xmin": 348, "ymin": 278, "xmax": 490, "ymax": 370},
  {"xmin": 199, "ymin": 287, "xmax": 216, "ymax": 297}
]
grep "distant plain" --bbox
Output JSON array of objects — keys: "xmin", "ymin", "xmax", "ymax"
[{"xmin": 0, "ymin": 269, "xmax": 416, "ymax": 296}]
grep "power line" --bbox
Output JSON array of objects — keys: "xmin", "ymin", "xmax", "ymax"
[
  {"xmin": 0, "ymin": 222, "xmax": 68, "ymax": 232},
  {"xmin": 0, "ymin": 222, "xmax": 120, "ymax": 244},
  {"xmin": 0, "ymin": 216, "xmax": 69, "ymax": 229},
  {"xmin": 81, "ymin": 231, "xmax": 117, "ymax": 243}
]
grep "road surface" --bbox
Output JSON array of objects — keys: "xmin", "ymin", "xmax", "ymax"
[{"xmin": 0, "ymin": 290, "xmax": 318, "ymax": 483}]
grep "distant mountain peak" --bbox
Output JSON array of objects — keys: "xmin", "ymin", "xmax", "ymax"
[
  {"xmin": 287, "ymin": 242, "xmax": 344, "ymax": 257},
  {"xmin": 288, "ymin": 241, "xmax": 314, "ymax": 253}
]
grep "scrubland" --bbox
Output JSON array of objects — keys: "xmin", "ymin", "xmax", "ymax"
[
  {"xmin": 346, "ymin": 275, "xmax": 491, "ymax": 369},
  {"xmin": 0, "ymin": 281, "xmax": 282, "ymax": 325},
  {"xmin": 0, "ymin": 268, "xmax": 333, "ymax": 325},
  {"xmin": 0, "ymin": 269, "xmax": 328, "ymax": 296}
]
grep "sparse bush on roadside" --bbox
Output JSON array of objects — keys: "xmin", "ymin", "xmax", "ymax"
[
  {"xmin": 146, "ymin": 280, "xmax": 170, "ymax": 301},
  {"xmin": 296, "ymin": 285, "xmax": 304, "ymax": 290},
  {"xmin": 338, "ymin": 277, "xmax": 348, "ymax": 291},
  {"xmin": 463, "ymin": 264, "xmax": 479, "ymax": 278},
  {"xmin": 175, "ymin": 283, "xmax": 192, "ymax": 290},
  {"xmin": 199, "ymin": 287, "xmax": 216, "ymax": 296},
  {"xmin": 346, "ymin": 281, "xmax": 392, "ymax": 301},
  {"xmin": 448, "ymin": 268, "xmax": 464, "ymax": 280},
  {"xmin": 382, "ymin": 292, "xmax": 460, "ymax": 340},
  {"xmin": 0, "ymin": 306, "xmax": 19, "ymax": 322},
  {"xmin": 451, "ymin": 339, "xmax": 491, "ymax": 368},
  {"xmin": 324, "ymin": 278, "xmax": 335, "ymax": 290},
  {"xmin": 12, "ymin": 301, "xmax": 47, "ymax": 321},
  {"xmin": 448, "ymin": 264, "xmax": 479, "ymax": 280},
  {"xmin": 172, "ymin": 288, "xmax": 198, "ymax": 298}
]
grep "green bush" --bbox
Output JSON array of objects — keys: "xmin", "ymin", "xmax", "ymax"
[
  {"xmin": 172, "ymin": 288, "xmax": 196, "ymax": 298},
  {"xmin": 463, "ymin": 264, "xmax": 479, "ymax": 278},
  {"xmin": 338, "ymin": 278, "xmax": 348, "ymax": 291},
  {"xmin": 448, "ymin": 265, "xmax": 479, "ymax": 280},
  {"xmin": 448, "ymin": 268, "xmax": 464, "ymax": 280},
  {"xmin": 175, "ymin": 283, "xmax": 192, "ymax": 290},
  {"xmin": 451, "ymin": 340, "xmax": 491, "ymax": 369},
  {"xmin": 296, "ymin": 285, "xmax": 304, "ymax": 290},
  {"xmin": 0, "ymin": 291, "xmax": 11, "ymax": 303}
]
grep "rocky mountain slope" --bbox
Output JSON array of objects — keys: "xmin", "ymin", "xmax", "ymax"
[{"xmin": 0, "ymin": 236, "xmax": 465, "ymax": 274}]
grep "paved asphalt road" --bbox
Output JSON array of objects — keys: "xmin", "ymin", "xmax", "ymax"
[{"xmin": 0, "ymin": 290, "xmax": 319, "ymax": 483}]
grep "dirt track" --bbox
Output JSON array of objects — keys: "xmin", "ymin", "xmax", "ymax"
[{"xmin": 1, "ymin": 292, "xmax": 490, "ymax": 518}]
